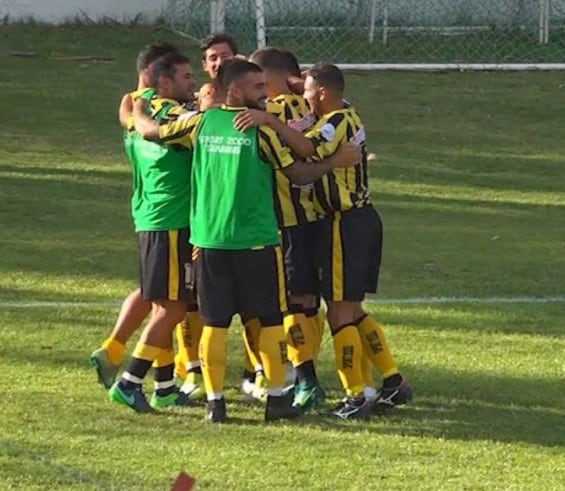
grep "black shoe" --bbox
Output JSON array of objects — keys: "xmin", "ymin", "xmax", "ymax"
[
  {"xmin": 332, "ymin": 396, "xmax": 372, "ymax": 421},
  {"xmin": 265, "ymin": 392, "xmax": 300, "ymax": 421},
  {"xmin": 374, "ymin": 377, "xmax": 413, "ymax": 415},
  {"xmin": 205, "ymin": 398, "xmax": 227, "ymax": 423}
]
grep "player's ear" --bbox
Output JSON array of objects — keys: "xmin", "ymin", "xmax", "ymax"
[{"xmin": 318, "ymin": 86, "xmax": 327, "ymax": 101}]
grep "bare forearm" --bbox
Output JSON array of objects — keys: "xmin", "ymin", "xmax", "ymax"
[
  {"xmin": 283, "ymin": 159, "xmax": 335, "ymax": 185},
  {"xmin": 267, "ymin": 115, "xmax": 315, "ymax": 158}
]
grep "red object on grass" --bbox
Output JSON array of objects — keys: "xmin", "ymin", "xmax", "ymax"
[{"xmin": 170, "ymin": 471, "xmax": 196, "ymax": 490}]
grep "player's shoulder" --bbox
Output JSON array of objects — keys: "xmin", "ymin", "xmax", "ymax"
[{"xmin": 130, "ymin": 87, "xmax": 156, "ymax": 101}]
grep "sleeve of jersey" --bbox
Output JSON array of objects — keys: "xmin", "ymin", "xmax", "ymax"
[
  {"xmin": 259, "ymin": 127, "xmax": 295, "ymax": 169},
  {"xmin": 157, "ymin": 112, "xmax": 202, "ymax": 149},
  {"xmin": 305, "ymin": 113, "xmax": 346, "ymax": 161}
]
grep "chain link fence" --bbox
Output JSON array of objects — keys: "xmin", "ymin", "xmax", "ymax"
[{"xmin": 165, "ymin": 0, "xmax": 565, "ymax": 65}]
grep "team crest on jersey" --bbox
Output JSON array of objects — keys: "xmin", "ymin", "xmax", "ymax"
[{"xmin": 320, "ymin": 122, "xmax": 337, "ymax": 142}]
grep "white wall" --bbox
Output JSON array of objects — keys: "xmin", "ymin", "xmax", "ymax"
[{"xmin": 1, "ymin": 0, "xmax": 168, "ymax": 23}]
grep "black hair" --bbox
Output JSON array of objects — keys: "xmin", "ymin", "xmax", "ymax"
[
  {"xmin": 278, "ymin": 49, "xmax": 301, "ymax": 77},
  {"xmin": 249, "ymin": 47, "xmax": 287, "ymax": 73},
  {"xmin": 306, "ymin": 63, "xmax": 345, "ymax": 93},
  {"xmin": 200, "ymin": 33, "xmax": 239, "ymax": 59},
  {"xmin": 150, "ymin": 52, "xmax": 191, "ymax": 88},
  {"xmin": 217, "ymin": 59, "xmax": 262, "ymax": 92},
  {"xmin": 136, "ymin": 42, "xmax": 179, "ymax": 73}
]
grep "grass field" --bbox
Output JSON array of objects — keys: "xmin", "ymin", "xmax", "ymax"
[{"xmin": 0, "ymin": 24, "xmax": 564, "ymax": 490}]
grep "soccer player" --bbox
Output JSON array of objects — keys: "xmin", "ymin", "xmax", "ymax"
[
  {"xmin": 133, "ymin": 59, "xmax": 361, "ymax": 422},
  {"xmin": 302, "ymin": 64, "xmax": 412, "ymax": 418},
  {"xmin": 200, "ymin": 34, "xmax": 268, "ymax": 401},
  {"xmin": 237, "ymin": 64, "xmax": 413, "ymax": 419},
  {"xmin": 90, "ymin": 42, "xmax": 180, "ymax": 390},
  {"xmin": 108, "ymin": 52, "xmax": 199, "ymax": 412},
  {"xmin": 247, "ymin": 47, "xmax": 325, "ymax": 413}
]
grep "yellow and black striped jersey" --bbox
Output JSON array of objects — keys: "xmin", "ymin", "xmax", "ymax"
[
  {"xmin": 266, "ymin": 93, "xmax": 318, "ymax": 228},
  {"xmin": 157, "ymin": 105, "xmax": 294, "ymax": 169},
  {"xmin": 305, "ymin": 105, "xmax": 370, "ymax": 214}
]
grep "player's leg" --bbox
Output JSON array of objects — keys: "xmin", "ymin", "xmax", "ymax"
[
  {"xmin": 109, "ymin": 230, "xmax": 194, "ymax": 412},
  {"xmin": 194, "ymin": 248, "xmax": 237, "ymax": 423},
  {"xmin": 177, "ymin": 306, "xmax": 206, "ymax": 400},
  {"xmin": 236, "ymin": 246, "xmax": 299, "ymax": 422},
  {"xmin": 239, "ymin": 315, "xmax": 266, "ymax": 401},
  {"xmin": 282, "ymin": 223, "xmax": 325, "ymax": 412},
  {"xmin": 319, "ymin": 212, "xmax": 372, "ymax": 421},
  {"xmin": 90, "ymin": 289, "xmax": 151, "ymax": 389},
  {"xmin": 350, "ymin": 206, "xmax": 412, "ymax": 413}
]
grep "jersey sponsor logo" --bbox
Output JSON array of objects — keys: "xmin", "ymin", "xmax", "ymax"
[
  {"xmin": 320, "ymin": 122, "xmax": 336, "ymax": 142},
  {"xmin": 198, "ymin": 134, "xmax": 251, "ymax": 155}
]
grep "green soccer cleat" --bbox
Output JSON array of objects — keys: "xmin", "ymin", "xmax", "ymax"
[
  {"xmin": 292, "ymin": 379, "xmax": 326, "ymax": 413},
  {"xmin": 179, "ymin": 372, "xmax": 206, "ymax": 401},
  {"xmin": 150, "ymin": 387, "xmax": 201, "ymax": 409},
  {"xmin": 108, "ymin": 381, "xmax": 155, "ymax": 413},
  {"xmin": 89, "ymin": 348, "xmax": 119, "ymax": 390}
]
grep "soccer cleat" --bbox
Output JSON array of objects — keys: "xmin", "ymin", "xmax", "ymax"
[
  {"xmin": 332, "ymin": 396, "xmax": 372, "ymax": 421},
  {"xmin": 374, "ymin": 378, "xmax": 413, "ymax": 415},
  {"xmin": 179, "ymin": 372, "xmax": 206, "ymax": 401},
  {"xmin": 205, "ymin": 398, "xmax": 227, "ymax": 423},
  {"xmin": 292, "ymin": 379, "xmax": 326, "ymax": 412},
  {"xmin": 150, "ymin": 387, "xmax": 201, "ymax": 409},
  {"xmin": 89, "ymin": 348, "xmax": 119, "ymax": 390},
  {"xmin": 265, "ymin": 392, "xmax": 300, "ymax": 422},
  {"xmin": 108, "ymin": 381, "xmax": 155, "ymax": 413}
]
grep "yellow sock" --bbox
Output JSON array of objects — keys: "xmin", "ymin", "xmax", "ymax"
[
  {"xmin": 259, "ymin": 323, "xmax": 287, "ymax": 390},
  {"xmin": 242, "ymin": 317, "xmax": 263, "ymax": 371},
  {"xmin": 332, "ymin": 325, "xmax": 364, "ymax": 397},
  {"xmin": 361, "ymin": 352, "xmax": 375, "ymax": 388},
  {"xmin": 357, "ymin": 315, "xmax": 399, "ymax": 379},
  {"xmin": 283, "ymin": 311, "xmax": 314, "ymax": 366},
  {"xmin": 154, "ymin": 348, "xmax": 175, "ymax": 368},
  {"xmin": 185, "ymin": 310, "xmax": 204, "ymax": 366},
  {"xmin": 174, "ymin": 322, "xmax": 188, "ymax": 379},
  {"xmin": 132, "ymin": 343, "xmax": 161, "ymax": 362},
  {"xmin": 306, "ymin": 309, "xmax": 325, "ymax": 360},
  {"xmin": 102, "ymin": 337, "xmax": 126, "ymax": 366},
  {"xmin": 200, "ymin": 326, "xmax": 228, "ymax": 397}
]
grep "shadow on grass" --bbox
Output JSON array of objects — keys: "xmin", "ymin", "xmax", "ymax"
[{"xmin": 363, "ymin": 303, "xmax": 565, "ymax": 339}]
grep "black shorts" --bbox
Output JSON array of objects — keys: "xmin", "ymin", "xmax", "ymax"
[
  {"xmin": 194, "ymin": 246, "xmax": 287, "ymax": 326},
  {"xmin": 281, "ymin": 221, "xmax": 321, "ymax": 297},
  {"xmin": 318, "ymin": 205, "xmax": 383, "ymax": 302},
  {"xmin": 137, "ymin": 228, "xmax": 193, "ymax": 302}
]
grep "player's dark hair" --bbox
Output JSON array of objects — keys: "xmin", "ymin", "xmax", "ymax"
[
  {"xmin": 278, "ymin": 49, "xmax": 301, "ymax": 77},
  {"xmin": 249, "ymin": 47, "xmax": 287, "ymax": 73},
  {"xmin": 136, "ymin": 42, "xmax": 179, "ymax": 73},
  {"xmin": 217, "ymin": 59, "xmax": 262, "ymax": 92},
  {"xmin": 200, "ymin": 33, "xmax": 239, "ymax": 59},
  {"xmin": 306, "ymin": 63, "xmax": 345, "ymax": 94},
  {"xmin": 150, "ymin": 52, "xmax": 191, "ymax": 88}
]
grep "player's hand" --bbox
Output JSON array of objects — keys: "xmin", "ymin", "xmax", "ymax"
[
  {"xmin": 233, "ymin": 109, "xmax": 268, "ymax": 131},
  {"xmin": 331, "ymin": 142, "xmax": 362, "ymax": 168}
]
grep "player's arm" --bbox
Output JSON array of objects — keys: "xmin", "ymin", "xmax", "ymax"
[
  {"xmin": 234, "ymin": 109, "xmax": 315, "ymax": 158},
  {"xmin": 132, "ymin": 99, "xmax": 200, "ymax": 148},
  {"xmin": 282, "ymin": 144, "xmax": 360, "ymax": 185},
  {"xmin": 118, "ymin": 93, "xmax": 133, "ymax": 129},
  {"xmin": 259, "ymin": 127, "xmax": 360, "ymax": 185}
]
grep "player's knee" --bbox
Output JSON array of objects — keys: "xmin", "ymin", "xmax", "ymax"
[
  {"xmin": 326, "ymin": 301, "xmax": 359, "ymax": 330},
  {"xmin": 151, "ymin": 300, "xmax": 188, "ymax": 325}
]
